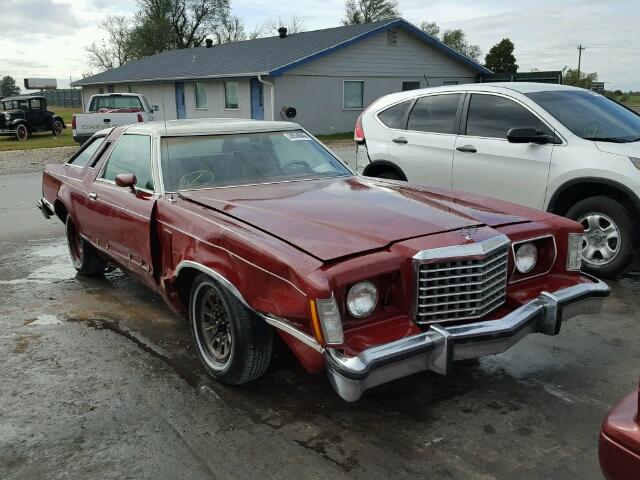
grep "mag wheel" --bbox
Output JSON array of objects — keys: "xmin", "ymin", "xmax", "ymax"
[{"xmin": 189, "ymin": 274, "xmax": 273, "ymax": 385}]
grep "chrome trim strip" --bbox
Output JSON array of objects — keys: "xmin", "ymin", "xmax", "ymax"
[
  {"xmin": 326, "ymin": 275, "xmax": 609, "ymax": 402},
  {"xmin": 510, "ymin": 234, "xmax": 558, "ymax": 283},
  {"xmin": 413, "ymin": 234, "xmax": 510, "ymax": 261},
  {"xmin": 261, "ymin": 314, "xmax": 324, "ymax": 353}
]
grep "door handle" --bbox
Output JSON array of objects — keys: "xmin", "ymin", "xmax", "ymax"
[
  {"xmin": 456, "ymin": 145, "xmax": 477, "ymax": 153},
  {"xmin": 392, "ymin": 137, "xmax": 408, "ymax": 144},
  {"xmin": 88, "ymin": 192, "xmax": 97, "ymax": 200}
]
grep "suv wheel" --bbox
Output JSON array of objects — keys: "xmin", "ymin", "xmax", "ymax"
[
  {"xmin": 189, "ymin": 274, "xmax": 273, "ymax": 385},
  {"xmin": 565, "ymin": 196, "xmax": 635, "ymax": 278},
  {"xmin": 15, "ymin": 124, "xmax": 28, "ymax": 141}
]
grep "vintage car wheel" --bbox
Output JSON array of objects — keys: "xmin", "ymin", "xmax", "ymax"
[
  {"xmin": 52, "ymin": 120, "xmax": 63, "ymax": 137},
  {"xmin": 15, "ymin": 124, "xmax": 29, "ymax": 141},
  {"xmin": 189, "ymin": 274, "xmax": 273, "ymax": 385},
  {"xmin": 566, "ymin": 196, "xmax": 635, "ymax": 279},
  {"xmin": 65, "ymin": 216, "xmax": 107, "ymax": 276}
]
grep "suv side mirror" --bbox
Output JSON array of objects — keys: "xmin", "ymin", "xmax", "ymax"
[
  {"xmin": 507, "ymin": 128, "xmax": 553, "ymax": 145},
  {"xmin": 115, "ymin": 173, "xmax": 137, "ymax": 192}
]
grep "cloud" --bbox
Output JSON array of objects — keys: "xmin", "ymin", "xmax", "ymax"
[{"xmin": 2, "ymin": 0, "xmax": 81, "ymax": 36}]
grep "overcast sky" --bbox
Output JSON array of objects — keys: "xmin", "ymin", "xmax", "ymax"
[{"xmin": 1, "ymin": 0, "xmax": 638, "ymax": 91}]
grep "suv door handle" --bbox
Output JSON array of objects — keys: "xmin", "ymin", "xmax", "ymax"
[
  {"xmin": 392, "ymin": 137, "xmax": 408, "ymax": 144},
  {"xmin": 88, "ymin": 192, "xmax": 97, "ymax": 200},
  {"xmin": 456, "ymin": 145, "xmax": 477, "ymax": 153}
]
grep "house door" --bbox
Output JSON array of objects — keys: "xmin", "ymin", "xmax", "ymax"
[
  {"xmin": 175, "ymin": 82, "xmax": 186, "ymax": 119},
  {"xmin": 250, "ymin": 79, "xmax": 264, "ymax": 120}
]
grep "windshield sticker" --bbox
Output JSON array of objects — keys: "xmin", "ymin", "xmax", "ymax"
[{"xmin": 283, "ymin": 131, "xmax": 312, "ymax": 142}]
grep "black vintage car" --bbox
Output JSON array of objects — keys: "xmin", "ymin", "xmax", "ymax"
[{"xmin": 0, "ymin": 95, "xmax": 66, "ymax": 141}]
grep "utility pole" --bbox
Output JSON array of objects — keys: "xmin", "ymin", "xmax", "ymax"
[{"xmin": 577, "ymin": 44, "xmax": 586, "ymax": 79}]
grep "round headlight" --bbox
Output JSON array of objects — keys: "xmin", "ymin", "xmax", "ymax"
[
  {"xmin": 515, "ymin": 242, "xmax": 537, "ymax": 273},
  {"xmin": 346, "ymin": 281, "xmax": 378, "ymax": 318}
]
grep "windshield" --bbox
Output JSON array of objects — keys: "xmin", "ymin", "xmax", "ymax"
[
  {"xmin": 527, "ymin": 90, "xmax": 640, "ymax": 142},
  {"xmin": 89, "ymin": 96, "xmax": 144, "ymax": 112},
  {"xmin": 161, "ymin": 130, "xmax": 351, "ymax": 191}
]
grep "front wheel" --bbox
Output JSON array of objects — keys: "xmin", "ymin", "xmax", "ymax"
[
  {"xmin": 66, "ymin": 216, "xmax": 107, "ymax": 276},
  {"xmin": 15, "ymin": 124, "xmax": 28, "ymax": 141},
  {"xmin": 189, "ymin": 274, "xmax": 273, "ymax": 385},
  {"xmin": 565, "ymin": 196, "xmax": 636, "ymax": 278}
]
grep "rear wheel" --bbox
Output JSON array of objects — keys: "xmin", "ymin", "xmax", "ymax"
[
  {"xmin": 66, "ymin": 216, "xmax": 107, "ymax": 276},
  {"xmin": 189, "ymin": 274, "xmax": 273, "ymax": 385},
  {"xmin": 565, "ymin": 196, "xmax": 635, "ymax": 278},
  {"xmin": 15, "ymin": 124, "xmax": 28, "ymax": 141},
  {"xmin": 52, "ymin": 120, "xmax": 63, "ymax": 137}
]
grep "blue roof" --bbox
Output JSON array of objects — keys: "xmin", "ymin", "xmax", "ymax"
[{"xmin": 73, "ymin": 18, "xmax": 491, "ymax": 86}]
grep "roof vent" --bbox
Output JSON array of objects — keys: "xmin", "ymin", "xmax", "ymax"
[
  {"xmin": 278, "ymin": 27, "xmax": 287, "ymax": 39},
  {"xmin": 205, "ymin": 38, "xmax": 213, "ymax": 48}
]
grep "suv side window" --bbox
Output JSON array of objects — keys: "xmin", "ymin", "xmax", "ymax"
[
  {"xmin": 101, "ymin": 134, "xmax": 154, "ymax": 191},
  {"xmin": 466, "ymin": 94, "xmax": 551, "ymax": 139},
  {"xmin": 378, "ymin": 100, "xmax": 412, "ymax": 129},
  {"xmin": 68, "ymin": 136, "xmax": 106, "ymax": 167},
  {"xmin": 407, "ymin": 94, "xmax": 462, "ymax": 134}
]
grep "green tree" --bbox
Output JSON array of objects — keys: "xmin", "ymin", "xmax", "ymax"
[
  {"xmin": 563, "ymin": 67, "xmax": 598, "ymax": 88},
  {"xmin": 0, "ymin": 76, "xmax": 20, "ymax": 97},
  {"xmin": 484, "ymin": 38, "xmax": 518, "ymax": 74},
  {"xmin": 420, "ymin": 21, "xmax": 439, "ymax": 37},
  {"xmin": 441, "ymin": 29, "xmax": 481, "ymax": 62},
  {"xmin": 342, "ymin": 0, "xmax": 399, "ymax": 25}
]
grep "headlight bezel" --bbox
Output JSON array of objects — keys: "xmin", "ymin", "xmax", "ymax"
[
  {"xmin": 510, "ymin": 235, "xmax": 557, "ymax": 283},
  {"xmin": 346, "ymin": 280, "xmax": 378, "ymax": 319}
]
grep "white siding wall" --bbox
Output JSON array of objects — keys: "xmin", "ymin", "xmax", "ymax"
[{"xmin": 276, "ymin": 28, "xmax": 479, "ymax": 134}]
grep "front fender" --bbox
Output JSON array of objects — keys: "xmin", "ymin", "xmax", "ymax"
[{"xmin": 52, "ymin": 115, "xmax": 67, "ymax": 128}]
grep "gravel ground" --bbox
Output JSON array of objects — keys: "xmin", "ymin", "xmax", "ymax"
[{"xmin": 0, "ymin": 146, "xmax": 77, "ymax": 175}]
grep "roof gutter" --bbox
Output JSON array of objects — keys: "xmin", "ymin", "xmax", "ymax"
[{"xmin": 257, "ymin": 74, "xmax": 275, "ymax": 121}]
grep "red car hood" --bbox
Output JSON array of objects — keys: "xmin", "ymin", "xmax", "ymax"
[{"xmin": 179, "ymin": 176, "xmax": 548, "ymax": 261}]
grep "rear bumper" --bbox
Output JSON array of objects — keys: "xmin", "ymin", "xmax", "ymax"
[
  {"xmin": 326, "ymin": 275, "xmax": 609, "ymax": 402},
  {"xmin": 37, "ymin": 197, "xmax": 55, "ymax": 219}
]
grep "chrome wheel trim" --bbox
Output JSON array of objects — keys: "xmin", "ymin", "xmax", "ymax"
[
  {"xmin": 66, "ymin": 218, "xmax": 84, "ymax": 268},
  {"xmin": 577, "ymin": 212, "xmax": 621, "ymax": 266},
  {"xmin": 16, "ymin": 125, "xmax": 28, "ymax": 141},
  {"xmin": 191, "ymin": 282, "xmax": 234, "ymax": 370}
]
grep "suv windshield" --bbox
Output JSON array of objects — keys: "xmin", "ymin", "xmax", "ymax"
[
  {"xmin": 527, "ymin": 90, "xmax": 640, "ymax": 142},
  {"xmin": 89, "ymin": 96, "xmax": 144, "ymax": 112},
  {"xmin": 161, "ymin": 130, "xmax": 351, "ymax": 191}
]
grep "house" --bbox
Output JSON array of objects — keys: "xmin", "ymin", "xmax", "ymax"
[{"xmin": 72, "ymin": 18, "xmax": 491, "ymax": 134}]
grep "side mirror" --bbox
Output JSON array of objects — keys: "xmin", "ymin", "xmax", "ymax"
[
  {"xmin": 115, "ymin": 173, "xmax": 137, "ymax": 192},
  {"xmin": 507, "ymin": 128, "xmax": 553, "ymax": 145},
  {"xmin": 152, "ymin": 105, "xmax": 159, "ymax": 112}
]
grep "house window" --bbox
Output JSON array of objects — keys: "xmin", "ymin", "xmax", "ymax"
[
  {"xmin": 128, "ymin": 84, "xmax": 135, "ymax": 93},
  {"xmin": 443, "ymin": 81, "xmax": 459, "ymax": 86},
  {"xmin": 195, "ymin": 82, "xmax": 208, "ymax": 109},
  {"xmin": 224, "ymin": 82, "xmax": 239, "ymax": 110},
  {"xmin": 343, "ymin": 80, "xmax": 364, "ymax": 110},
  {"xmin": 402, "ymin": 81, "xmax": 421, "ymax": 91},
  {"xmin": 98, "ymin": 87, "xmax": 105, "ymax": 94},
  {"xmin": 107, "ymin": 85, "xmax": 115, "ymax": 93}
]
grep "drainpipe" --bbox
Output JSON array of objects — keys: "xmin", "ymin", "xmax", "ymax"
[{"xmin": 257, "ymin": 74, "xmax": 275, "ymax": 121}]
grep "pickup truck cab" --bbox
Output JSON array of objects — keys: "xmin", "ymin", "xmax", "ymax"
[{"xmin": 72, "ymin": 93, "xmax": 158, "ymax": 144}]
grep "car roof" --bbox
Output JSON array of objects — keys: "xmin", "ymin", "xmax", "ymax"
[
  {"xmin": 2, "ymin": 95, "xmax": 46, "ymax": 102},
  {"xmin": 122, "ymin": 118, "xmax": 302, "ymax": 136}
]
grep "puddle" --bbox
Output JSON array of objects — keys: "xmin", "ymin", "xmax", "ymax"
[
  {"xmin": 0, "ymin": 243, "xmax": 77, "ymax": 285},
  {"xmin": 26, "ymin": 314, "xmax": 63, "ymax": 326}
]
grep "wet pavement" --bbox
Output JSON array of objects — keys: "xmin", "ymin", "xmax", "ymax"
[{"xmin": 1, "ymin": 172, "xmax": 639, "ymax": 479}]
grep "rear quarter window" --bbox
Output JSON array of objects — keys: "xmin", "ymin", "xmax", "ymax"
[{"xmin": 377, "ymin": 100, "xmax": 412, "ymax": 129}]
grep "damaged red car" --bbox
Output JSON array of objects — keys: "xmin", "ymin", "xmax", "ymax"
[{"xmin": 38, "ymin": 119, "xmax": 610, "ymax": 401}]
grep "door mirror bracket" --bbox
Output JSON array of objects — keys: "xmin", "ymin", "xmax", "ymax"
[{"xmin": 115, "ymin": 173, "xmax": 138, "ymax": 193}]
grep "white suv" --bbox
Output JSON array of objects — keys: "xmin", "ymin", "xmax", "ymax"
[{"xmin": 355, "ymin": 82, "xmax": 640, "ymax": 278}]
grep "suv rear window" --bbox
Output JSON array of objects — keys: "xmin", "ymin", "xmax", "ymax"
[
  {"xmin": 377, "ymin": 101, "xmax": 412, "ymax": 129},
  {"xmin": 407, "ymin": 94, "xmax": 462, "ymax": 134}
]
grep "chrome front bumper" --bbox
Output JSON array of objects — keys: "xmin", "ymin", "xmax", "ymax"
[
  {"xmin": 325, "ymin": 276, "xmax": 610, "ymax": 402},
  {"xmin": 37, "ymin": 197, "xmax": 54, "ymax": 219}
]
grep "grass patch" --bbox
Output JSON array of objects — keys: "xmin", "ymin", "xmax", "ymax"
[
  {"xmin": 316, "ymin": 131, "xmax": 354, "ymax": 142},
  {"xmin": 0, "ymin": 107, "xmax": 81, "ymax": 152}
]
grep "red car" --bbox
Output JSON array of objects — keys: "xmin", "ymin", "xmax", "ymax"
[
  {"xmin": 600, "ymin": 381, "xmax": 640, "ymax": 479},
  {"xmin": 38, "ymin": 120, "xmax": 609, "ymax": 401}
]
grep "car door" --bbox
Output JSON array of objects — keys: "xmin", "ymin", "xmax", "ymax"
[
  {"xmin": 452, "ymin": 93, "xmax": 555, "ymax": 209},
  {"xmin": 387, "ymin": 93, "xmax": 463, "ymax": 188},
  {"xmin": 85, "ymin": 133, "xmax": 158, "ymax": 285},
  {"xmin": 27, "ymin": 99, "xmax": 46, "ymax": 130}
]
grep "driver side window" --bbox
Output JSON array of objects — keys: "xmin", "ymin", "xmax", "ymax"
[{"xmin": 101, "ymin": 134, "xmax": 154, "ymax": 191}]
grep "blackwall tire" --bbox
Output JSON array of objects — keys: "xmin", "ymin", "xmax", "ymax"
[
  {"xmin": 189, "ymin": 274, "xmax": 273, "ymax": 385},
  {"xmin": 565, "ymin": 196, "xmax": 636, "ymax": 279},
  {"xmin": 65, "ymin": 216, "xmax": 107, "ymax": 276}
]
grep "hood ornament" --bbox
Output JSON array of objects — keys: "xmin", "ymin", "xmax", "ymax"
[{"xmin": 459, "ymin": 226, "xmax": 479, "ymax": 241}]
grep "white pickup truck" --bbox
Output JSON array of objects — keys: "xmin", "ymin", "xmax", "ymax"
[{"xmin": 72, "ymin": 93, "xmax": 158, "ymax": 144}]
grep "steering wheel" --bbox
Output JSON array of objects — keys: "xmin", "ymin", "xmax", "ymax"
[
  {"xmin": 179, "ymin": 169, "xmax": 216, "ymax": 189},
  {"xmin": 281, "ymin": 161, "xmax": 313, "ymax": 175}
]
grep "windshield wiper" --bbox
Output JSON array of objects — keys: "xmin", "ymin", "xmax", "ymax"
[{"xmin": 583, "ymin": 137, "xmax": 631, "ymax": 143}]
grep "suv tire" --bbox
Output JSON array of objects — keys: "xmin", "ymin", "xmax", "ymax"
[{"xmin": 565, "ymin": 196, "xmax": 635, "ymax": 278}]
